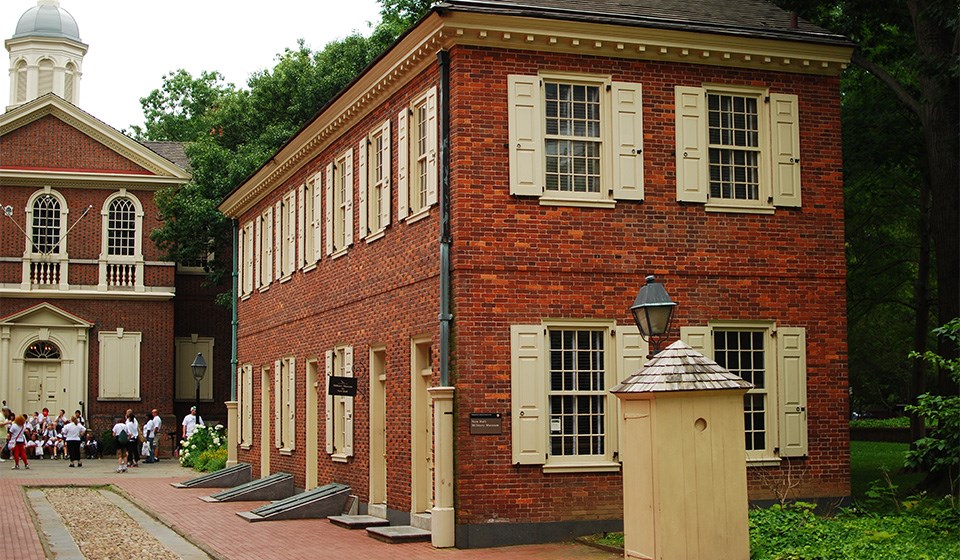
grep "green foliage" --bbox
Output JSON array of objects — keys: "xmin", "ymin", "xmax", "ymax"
[
  {"xmin": 849, "ymin": 417, "xmax": 911, "ymax": 429},
  {"xmin": 179, "ymin": 424, "xmax": 226, "ymax": 469},
  {"xmin": 905, "ymin": 319, "xmax": 960, "ymax": 490},
  {"xmin": 849, "ymin": 441, "xmax": 925, "ymax": 500},
  {"xmin": 129, "ymin": 69, "xmax": 234, "ymax": 142},
  {"xmin": 100, "ymin": 429, "xmax": 117, "ymax": 456},
  {"xmin": 749, "ymin": 499, "xmax": 960, "ymax": 559},
  {"xmin": 193, "ymin": 447, "xmax": 228, "ymax": 473}
]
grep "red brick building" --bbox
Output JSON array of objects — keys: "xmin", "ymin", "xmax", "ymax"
[
  {"xmin": 0, "ymin": 1, "xmax": 231, "ymax": 445},
  {"xmin": 220, "ymin": 0, "xmax": 853, "ymax": 548}
]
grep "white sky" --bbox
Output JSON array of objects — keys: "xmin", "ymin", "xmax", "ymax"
[{"xmin": 1, "ymin": 0, "xmax": 385, "ymax": 131}]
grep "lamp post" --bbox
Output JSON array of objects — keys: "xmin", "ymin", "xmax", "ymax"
[
  {"xmin": 191, "ymin": 352, "xmax": 207, "ymax": 421},
  {"xmin": 630, "ymin": 275, "xmax": 677, "ymax": 357}
]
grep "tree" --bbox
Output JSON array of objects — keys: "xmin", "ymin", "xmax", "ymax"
[{"xmin": 129, "ymin": 69, "xmax": 235, "ymax": 142}]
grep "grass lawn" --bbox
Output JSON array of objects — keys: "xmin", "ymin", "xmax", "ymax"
[{"xmin": 849, "ymin": 440, "xmax": 925, "ymax": 500}]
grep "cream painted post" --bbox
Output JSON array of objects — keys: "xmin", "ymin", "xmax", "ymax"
[
  {"xmin": 225, "ymin": 401, "xmax": 238, "ymax": 466},
  {"xmin": 428, "ymin": 386, "xmax": 455, "ymax": 548},
  {"xmin": 1, "ymin": 326, "xmax": 10, "ymax": 401},
  {"xmin": 611, "ymin": 341, "xmax": 752, "ymax": 560}
]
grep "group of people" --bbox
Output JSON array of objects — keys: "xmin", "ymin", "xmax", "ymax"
[
  {"xmin": 1, "ymin": 406, "xmax": 92, "ymax": 469},
  {"xmin": 110, "ymin": 408, "xmax": 163, "ymax": 473}
]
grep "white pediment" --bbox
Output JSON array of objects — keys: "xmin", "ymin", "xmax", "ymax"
[{"xmin": 0, "ymin": 302, "xmax": 92, "ymax": 328}]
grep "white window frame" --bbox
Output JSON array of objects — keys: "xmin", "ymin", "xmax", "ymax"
[
  {"xmin": 675, "ymin": 84, "xmax": 801, "ymax": 213},
  {"xmin": 359, "ymin": 120, "xmax": 392, "ymax": 241},
  {"xmin": 397, "ymin": 87, "xmax": 438, "ymax": 221},
  {"xmin": 257, "ymin": 207, "xmax": 273, "ymax": 290},
  {"xmin": 239, "ymin": 363, "xmax": 253, "ymax": 448},
  {"xmin": 300, "ymin": 174, "xmax": 322, "ymax": 270},
  {"xmin": 23, "ymin": 187, "xmax": 70, "ymax": 289},
  {"xmin": 325, "ymin": 345, "xmax": 354, "ymax": 462},
  {"xmin": 325, "ymin": 149, "xmax": 354, "ymax": 258},
  {"xmin": 681, "ymin": 321, "xmax": 808, "ymax": 464},
  {"xmin": 507, "ymin": 73, "xmax": 645, "ymax": 208},
  {"xmin": 511, "ymin": 319, "xmax": 642, "ymax": 473},
  {"xmin": 275, "ymin": 356, "xmax": 296, "ymax": 454},
  {"xmin": 278, "ymin": 190, "xmax": 296, "ymax": 281},
  {"xmin": 98, "ymin": 190, "xmax": 144, "ymax": 290},
  {"xmin": 240, "ymin": 220, "xmax": 254, "ymax": 298}
]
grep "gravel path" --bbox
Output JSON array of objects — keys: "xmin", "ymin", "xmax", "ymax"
[{"xmin": 43, "ymin": 487, "xmax": 182, "ymax": 560}]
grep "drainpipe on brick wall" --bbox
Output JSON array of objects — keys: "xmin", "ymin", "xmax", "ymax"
[
  {"xmin": 430, "ymin": 48, "xmax": 456, "ymax": 549},
  {"xmin": 231, "ymin": 219, "xmax": 238, "ymax": 400}
]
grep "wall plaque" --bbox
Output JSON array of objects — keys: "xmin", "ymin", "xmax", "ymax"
[
  {"xmin": 327, "ymin": 376, "xmax": 357, "ymax": 397},
  {"xmin": 469, "ymin": 413, "xmax": 502, "ymax": 435}
]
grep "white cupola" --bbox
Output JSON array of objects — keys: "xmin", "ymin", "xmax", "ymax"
[{"xmin": 5, "ymin": 0, "xmax": 88, "ymax": 111}]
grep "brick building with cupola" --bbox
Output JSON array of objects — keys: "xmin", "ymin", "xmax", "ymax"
[
  {"xmin": 219, "ymin": 0, "xmax": 853, "ymax": 548},
  {"xmin": 0, "ymin": 0, "xmax": 230, "ymax": 444}
]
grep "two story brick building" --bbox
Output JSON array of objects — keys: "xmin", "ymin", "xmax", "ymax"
[
  {"xmin": 220, "ymin": 0, "xmax": 853, "ymax": 548},
  {"xmin": 0, "ymin": 0, "xmax": 230, "ymax": 439}
]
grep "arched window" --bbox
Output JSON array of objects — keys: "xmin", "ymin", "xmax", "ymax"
[
  {"xmin": 37, "ymin": 59, "xmax": 54, "ymax": 96},
  {"xmin": 15, "ymin": 60, "xmax": 27, "ymax": 103},
  {"xmin": 107, "ymin": 197, "xmax": 136, "ymax": 256},
  {"xmin": 31, "ymin": 193, "xmax": 62, "ymax": 254},
  {"xmin": 64, "ymin": 62, "xmax": 76, "ymax": 103},
  {"xmin": 25, "ymin": 340, "xmax": 61, "ymax": 360}
]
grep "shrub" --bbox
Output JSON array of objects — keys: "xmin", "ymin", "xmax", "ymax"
[
  {"xmin": 179, "ymin": 423, "xmax": 226, "ymax": 469},
  {"xmin": 100, "ymin": 430, "xmax": 117, "ymax": 456},
  {"xmin": 195, "ymin": 448, "xmax": 228, "ymax": 472}
]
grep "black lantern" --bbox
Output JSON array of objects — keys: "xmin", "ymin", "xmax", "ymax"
[
  {"xmin": 191, "ymin": 352, "xmax": 207, "ymax": 419},
  {"xmin": 630, "ymin": 275, "xmax": 677, "ymax": 357}
]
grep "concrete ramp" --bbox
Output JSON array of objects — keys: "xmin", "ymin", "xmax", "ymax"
[
  {"xmin": 236, "ymin": 483, "xmax": 351, "ymax": 522},
  {"xmin": 172, "ymin": 463, "xmax": 252, "ymax": 489},
  {"xmin": 200, "ymin": 473, "xmax": 294, "ymax": 503}
]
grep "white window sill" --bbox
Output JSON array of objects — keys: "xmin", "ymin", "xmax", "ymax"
[
  {"xmin": 330, "ymin": 453, "xmax": 350, "ymax": 463},
  {"xmin": 302, "ymin": 263, "xmax": 317, "ymax": 273},
  {"xmin": 279, "ymin": 448, "xmax": 294, "ymax": 456},
  {"xmin": 746, "ymin": 457, "xmax": 783, "ymax": 467},
  {"xmin": 405, "ymin": 207, "xmax": 431, "ymax": 224},
  {"xmin": 330, "ymin": 248, "xmax": 348, "ymax": 260},
  {"xmin": 705, "ymin": 203, "xmax": 776, "ymax": 215},
  {"xmin": 240, "ymin": 444, "xmax": 252, "ymax": 451},
  {"xmin": 240, "ymin": 294, "xmax": 251, "ymax": 301},
  {"xmin": 257, "ymin": 285, "xmax": 270, "ymax": 293},
  {"xmin": 542, "ymin": 460, "xmax": 621, "ymax": 474},
  {"xmin": 364, "ymin": 229, "xmax": 387, "ymax": 243},
  {"xmin": 538, "ymin": 196, "xmax": 616, "ymax": 209},
  {"xmin": 278, "ymin": 274, "xmax": 292, "ymax": 284}
]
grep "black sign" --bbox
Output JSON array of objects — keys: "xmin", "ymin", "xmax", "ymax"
[
  {"xmin": 469, "ymin": 413, "xmax": 502, "ymax": 435},
  {"xmin": 328, "ymin": 376, "xmax": 357, "ymax": 397}
]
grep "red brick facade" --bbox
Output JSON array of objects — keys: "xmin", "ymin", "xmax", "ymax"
[{"xmin": 225, "ymin": 10, "xmax": 851, "ymax": 549}]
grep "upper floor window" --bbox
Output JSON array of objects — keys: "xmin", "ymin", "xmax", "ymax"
[
  {"xmin": 277, "ymin": 190, "xmax": 296, "ymax": 280},
  {"xmin": 15, "ymin": 60, "xmax": 27, "ymax": 103},
  {"xmin": 508, "ymin": 74, "xmax": 644, "ymax": 206},
  {"xmin": 325, "ymin": 149, "xmax": 353, "ymax": 257},
  {"xmin": 300, "ymin": 173, "xmax": 322, "ymax": 268},
  {"xmin": 398, "ymin": 87, "xmax": 438, "ymax": 220},
  {"xmin": 359, "ymin": 121, "xmax": 392, "ymax": 240},
  {"xmin": 64, "ymin": 62, "xmax": 77, "ymax": 103},
  {"xmin": 676, "ymin": 85, "xmax": 801, "ymax": 212},
  {"xmin": 37, "ymin": 59, "xmax": 54, "ymax": 97},
  {"xmin": 257, "ymin": 207, "xmax": 273, "ymax": 290},
  {"xmin": 31, "ymin": 194, "xmax": 63, "ymax": 254},
  {"xmin": 107, "ymin": 197, "xmax": 136, "ymax": 256}
]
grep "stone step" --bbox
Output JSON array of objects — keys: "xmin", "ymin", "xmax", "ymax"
[
  {"xmin": 366, "ymin": 525, "xmax": 432, "ymax": 544},
  {"xmin": 410, "ymin": 511, "xmax": 431, "ymax": 531},
  {"xmin": 328, "ymin": 514, "xmax": 390, "ymax": 530}
]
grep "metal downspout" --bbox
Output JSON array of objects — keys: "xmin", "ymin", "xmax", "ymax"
[
  {"xmin": 230, "ymin": 220, "xmax": 238, "ymax": 400},
  {"xmin": 438, "ymin": 50, "xmax": 452, "ymax": 387}
]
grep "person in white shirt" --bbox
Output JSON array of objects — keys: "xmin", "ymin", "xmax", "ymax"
[
  {"xmin": 62, "ymin": 415, "xmax": 86, "ymax": 467},
  {"xmin": 112, "ymin": 418, "xmax": 129, "ymax": 472},
  {"xmin": 124, "ymin": 410, "xmax": 140, "ymax": 467},
  {"xmin": 181, "ymin": 406, "xmax": 203, "ymax": 441},
  {"xmin": 145, "ymin": 409, "xmax": 161, "ymax": 463}
]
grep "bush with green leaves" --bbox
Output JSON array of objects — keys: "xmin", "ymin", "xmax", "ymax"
[
  {"xmin": 179, "ymin": 423, "xmax": 226, "ymax": 470},
  {"xmin": 905, "ymin": 318, "xmax": 960, "ymax": 494},
  {"xmin": 193, "ymin": 448, "xmax": 228, "ymax": 473}
]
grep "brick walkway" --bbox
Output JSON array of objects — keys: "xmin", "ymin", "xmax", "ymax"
[{"xmin": 0, "ymin": 458, "xmax": 620, "ymax": 560}]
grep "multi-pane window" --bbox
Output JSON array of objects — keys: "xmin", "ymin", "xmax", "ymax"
[
  {"xmin": 707, "ymin": 93, "xmax": 761, "ymax": 201},
  {"xmin": 334, "ymin": 156, "xmax": 348, "ymax": 251},
  {"xmin": 411, "ymin": 99, "xmax": 430, "ymax": 214},
  {"xmin": 325, "ymin": 345, "xmax": 354, "ymax": 460},
  {"xmin": 107, "ymin": 198, "xmax": 136, "ymax": 256},
  {"xmin": 712, "ymin": 330, "xmax": 767, "ymax": 452},
  {"xmin": 25, "ymin": 340, "xmax": 61, "ymax": 360},
  {"xmin": 548, "ymin": 329, "xmax": 606, "ymax": 457},
  {"xmin": 369, "ymin": 129, "xmax": 388, "ymax": 233},
  {"xmin": 544, "ymin": 82, "xmax": 601, "ymax": 194},
  {"xmin": 31, "ymin": 194, "xmax": 61, "ymax": 254}
]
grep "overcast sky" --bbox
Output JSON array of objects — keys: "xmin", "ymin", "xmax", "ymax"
[{"xmin": 1, "ymin": 0, "xmax": 384, "ymax": 131}]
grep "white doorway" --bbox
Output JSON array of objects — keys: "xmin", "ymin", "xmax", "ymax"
[
  {"xmin": 369, "ymin": 346, "xmax": 387, "ymax": 507},
  {"xmin": 306, "ymin": 359, "xmax": 320, "ymax": 490},
  {"xmin": 410, "ymin": 337, "xmax": 433, "ymax": 514},
  {"xmin": 260, "ymin": 365, "xmax": 271, "ymax": 477}
]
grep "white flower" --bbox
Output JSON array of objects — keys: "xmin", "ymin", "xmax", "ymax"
[
  {"xmin": 215, "ymin": 424, "xmax": 224, "ymax": 430},
  {"xmin": 213, "ymin": 437, "xmax": 221, "ymax": 445},
  {"xmin": 191, "ymin": 444, "xmax": 197, "ymax": 449}
]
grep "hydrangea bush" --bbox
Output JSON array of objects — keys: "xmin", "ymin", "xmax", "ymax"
[{"xmin": 179, "ymin": 424, "xmax": 226, "ymax": 470}]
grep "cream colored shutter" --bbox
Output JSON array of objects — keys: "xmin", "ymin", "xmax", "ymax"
[
  {"xmin": 770, "ymin": 93, "xmax": 802, "ymax": 208},
  {"xmin": 345, "ymin": 148, "xmax": 354, "ymax": 247},
  {"xmin": 397, "ymin": 109, "xmax": 409, "ymax": 219},
  {"xmin": 614, "ymin": 324, "xmax": 647, "ymax": 456},
  {"xmin": 511, "ymin": 325, "xmax": 546, "ymax": 465},
  {"xmin": 274, "ymin": 202, "xmax": 282, "ymax": 278},
  {"xmin": 381, "ymin": 120, "xmax": 392, "ymax": 228},
  {"xmin": 777, "ymin": 327, "xmax": 807, "ymax": 457},
  {"xmin": 253, "ymin": 220, "xmax": 261, "ymax": 289},
  {"xmin": 245, "ymin": 222, "xmax": 254, "ymax": 293},
  {"xmin": 680, "ymin": 326, "xmax": 713, "ymax": 356},
  {"xmin": 343, "ymin": 346, "xmax": 354, "ymax": 457},
  {"xmin": 297, "ymin": 185, "xmax": 306, "ymax": 268},
  {"xmin": 244, "ymin": 365, "xmax": 253, "ymax": 446},
  {"xmin": 264, "ymin": 209, "xmax": 274, "ymax": 284},
  {"xmin": 286, "ymin": 195, "xmax": 296, "ymax": 273},
  {"xmin": 325, "ymin": 164, "xmax": 334, "ymax": 255},
  {"xmin": 612, "ymin": 82, "xmax": 644, "ymax": 201},
  {"xmin": 425, "ymin": 86, "xmax": 439, "ymax": 207},
  {"xmin": 274, "ymin": 360, "xmax": 282, "ymax": 448},
  {"xmin": 324, "ymin": 350, "xmax": 333, "ymax": 454},
  {"xmin": 312, "ymin": 174, "xmax": 322, "ymax": 262},
  {"xmin": 237, "ymin": 226, "xmax": 245, "ymax": 295},
  {"xmin": 675, "ymin": 86, "xmax": 708, "ymax": 203},
  {"xmin": 235, "ymin": 367, "xmax": 243, "ymax": 445},
  {"xmin": 507, "ymin": 75, "xmax": 543, "ymax": 196},
  {"xmin": 358, "ymin": 138, "xmax": 368, "ymax": 237},
  {"xmin": 287, "ymin": 357, "xmax": 296, "ymax": 451}
]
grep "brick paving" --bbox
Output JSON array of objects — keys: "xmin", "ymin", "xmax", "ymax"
[{"xmin": 0, "ymin": 458, "xmax": 620, "ymax": 560}]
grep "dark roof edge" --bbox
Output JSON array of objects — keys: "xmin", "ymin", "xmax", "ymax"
[{"xmin": 440, "ymin": 0, "xmax": 853, "ymax": 47}]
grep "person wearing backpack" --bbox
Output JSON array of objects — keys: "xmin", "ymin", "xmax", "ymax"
[{"xmin": 112, "ymin": 417, "xmax": 129, "ymax": 472}]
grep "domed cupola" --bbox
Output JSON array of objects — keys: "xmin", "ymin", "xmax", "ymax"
[{"xmin": 5, "ymin": 0, "xmax": 88, "ymax": 111}]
